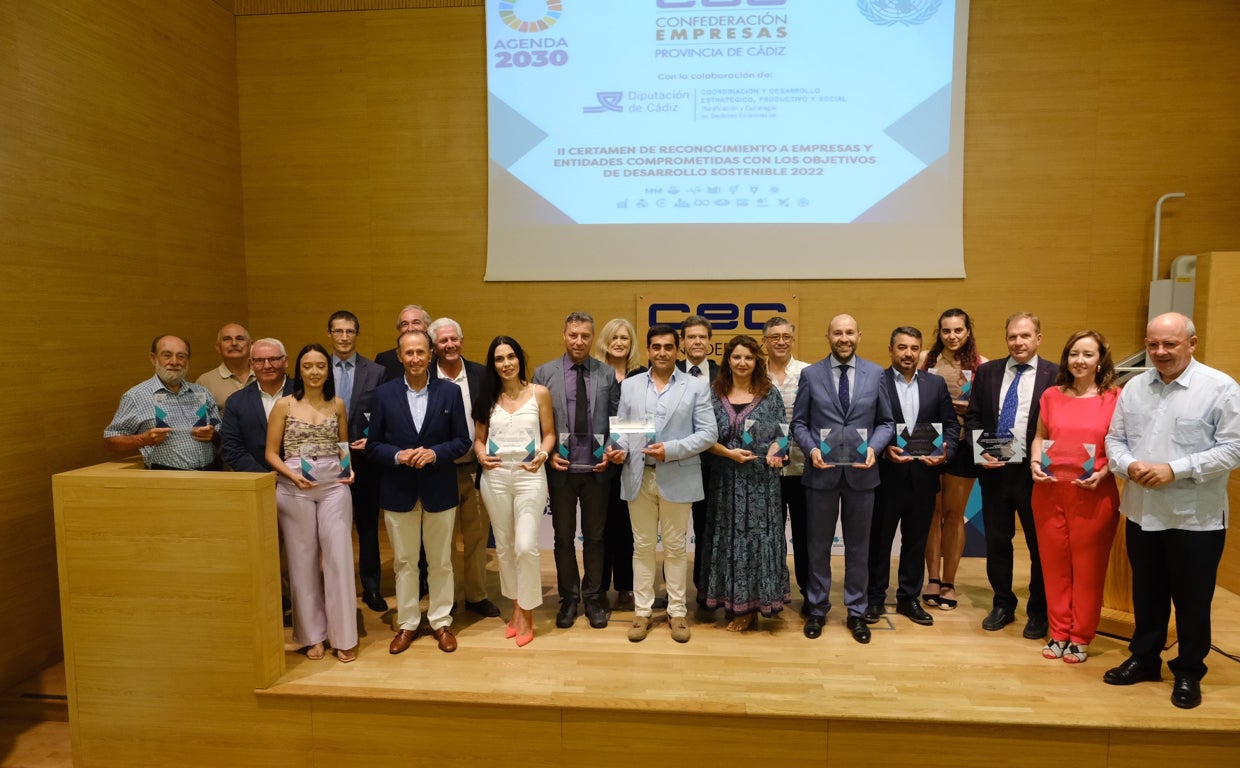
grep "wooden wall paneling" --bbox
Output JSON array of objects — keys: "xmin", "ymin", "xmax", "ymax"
[{"xmin": 0, "ymin": 0, "xmax": 246, "ymax": 696}]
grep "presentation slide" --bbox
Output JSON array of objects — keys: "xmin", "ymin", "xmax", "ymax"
[{"xmin": 486, "ymin": 1, "xmax": 968, "ymax": 281}]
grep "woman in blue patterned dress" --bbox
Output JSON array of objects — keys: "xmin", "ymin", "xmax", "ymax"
[{"xmin": 699, "ymin": 335, "xmax": 792, "ymax": 631}]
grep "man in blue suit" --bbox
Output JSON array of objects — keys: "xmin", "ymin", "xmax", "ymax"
[
  {"xmin": 865, "ymin": 327, "xmax": 959, "ymax": 627},
  {"xmin": 607, "ymin": 324, "xmax": 717, "ymax": 644},
  {"xmin": 368, "ymin": 330, "xmax": 471, "ymax": 654},
  {"xmin": 220, "ymin": 338, "xmax": 294, "ymax": 472},
  {"xmin": 792, "ymin": 314, "xmax": 894, "ymax": 644}
]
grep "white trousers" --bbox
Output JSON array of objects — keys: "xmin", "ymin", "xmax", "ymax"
[
  {"xmin": 480, "ymin": 465, "xmax": 547, "ymax": 610},
  {"xmin": 384, "ymin": 503, "xmax": 456, "ymax": 631},
  {"xmin": 630, "ymin": 466, "xmax": 692, "ymax": 618},
  {"xmin": 277, "ymin": 459, "xmax": 357, "ymax": 650}
]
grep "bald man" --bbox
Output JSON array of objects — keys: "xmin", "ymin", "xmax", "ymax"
[
  {"xmin": 196, "ymin": 323, "xmax": 255, "ymax": 415},
  {"xmin": 1103, "ymin": 312, "xmax": 1240, "ymax": 709},
  {"xmin": 791, "ymin": 314, "xmax": 894, "ymax": 644}
]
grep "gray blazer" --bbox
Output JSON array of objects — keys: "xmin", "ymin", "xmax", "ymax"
[
  {"xmin": 791, "ymin": 355, "xmax": 894, "ymax": 492},
  {"xmin": 616, "ymin": 371, "xmax": 717, "ymax": 504},
  {"xmin": 532, "ymin": 355, "xmax": 621, "ymax": 487}
]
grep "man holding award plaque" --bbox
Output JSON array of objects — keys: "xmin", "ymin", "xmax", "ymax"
[
  {"xmin": 865, "ymin": 327, "xmax": 958, "ymax": 627},
  {"xmin": 607, "ymin": 324, "xmax": 717, "ymax": 643},
  {"xmin": 104, "ymin": 334, "xmax": 220, "ymax": 470},
  {"xmin": 791, "ymin": 314, "xmax": 894, "ymax": 644},
  {"xmin": 965, "ymin": 312, "xmax": 1057, "ymax": 639},
  {"xmin": 532, "ymin": 311, "xmax": 621, "ymax": 630}
]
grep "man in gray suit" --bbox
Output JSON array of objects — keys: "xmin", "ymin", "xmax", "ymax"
[
  {"xmin": 327, "ymin": 310, "xmax": 389, "ymax": 613},
  {"xmin": 607, "ymin": 324, "xmax": 717, "ymax": 643},
  {"xmin": 791, "ymin": 314, "xmax": 894, "ymax": 644},
  {"xmin": 532, "ymin": 311, "xmax": 621, "ymax": 629}
]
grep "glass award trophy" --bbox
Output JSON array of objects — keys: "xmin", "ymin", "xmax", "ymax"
[
  {"xmin": 608, "ymin": 415, "xmax": 656, "ymax": 454},
  {"xmin": 557, "ymin": 432, "xmax": 571, "ymax": 462},
  {"xmin": 154, "ymin": 393, "xmax": 170, "ymax": 429},
  {"xmin": 592, "ymin": 433, "xmax": 607, "ymax": 463},
  {"xmin": 362, "ymin": 411, "xmax": 371, "ymax": 439},
  {"xmin": 487, "ymin": 425, "xmax": 538, "ymax": 466},
  {"xmin": 742, "ymin": 419, "xmax": 757, "ymax": 449},
  {"xmin": 818, "ymin": 428, "xmax": 838, "ymax": 464},
  {"xmin": 896, "ymin": 422, "xmax": 944, "ymax": 457},
  {"xmin": 337, "ymin": 442, "xmax": 352, "ymax": 480},
  {"xmin": 192, "ymin": 393, "xmax": 210, "ymax": 428},
  {"xmin": 851, "ymin": 427, "xmax": 870, "ymax": 463},
  {"xmin": 154, "ymin": 391, "xmax": 207, "ymax": 431},
  {"xmin": 1040, "ymin": 440, "xmax": 1097, "ymax": 480},
  {"xmin": 959, "ymin": 370, "xmax": 974, "ymax": 401},
  {"xmin": 773, "ymin": 422, "xmax": 790, "ymax": 461},
  {"xmin": 973, "ymin": 429, "xmax": 1025, "ymax": 464},
  {"xmin": 299, "ymin": 444, "xmax": 345, "ymax": 482}
]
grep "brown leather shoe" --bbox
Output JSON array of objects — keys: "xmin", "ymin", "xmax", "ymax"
[
  {"xmin": 433, "ymin": 626, "xmax": 458, "ymax": 653},
  {"xmin": 389, "ymin": 628, "xmax": 416, "ymax": 655}
]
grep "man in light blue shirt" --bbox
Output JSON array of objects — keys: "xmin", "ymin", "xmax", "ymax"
[{"xmin": 1103, "ymin": 312, "xmax": 1240, "ymax": 709}]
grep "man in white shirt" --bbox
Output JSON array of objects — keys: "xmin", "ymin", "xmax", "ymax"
[
  {"xmin": 763, "ymin": 316, "xmax": 811, "ymax": 611},
  {"xmin": 1103, "ymin": 312, "xmax": 1240, "ymax": 709}
]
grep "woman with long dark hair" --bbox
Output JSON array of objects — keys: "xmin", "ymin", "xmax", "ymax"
[
  {"xmin": 698, "ymin": 335, "xmax": 791, "ymax": 631},
  {"xmin": 921, "ymin": 308, "xmax": 988, "ymax": 610},
  {"xmin": 473, "ymin": 336, "xmax": 556, "ymax": 646},
  {"xmin": 1029, "ymin": 330, "xmax": 1120, "ymax": 664},
  {"xmin": 264, "ymin": 343, "xmax": 357, "ymax": 662}
]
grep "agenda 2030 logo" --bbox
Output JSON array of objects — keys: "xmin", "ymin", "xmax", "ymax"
[{"xmin": 498, "ymin": 1, "xmax": 563, "ymax": 33}]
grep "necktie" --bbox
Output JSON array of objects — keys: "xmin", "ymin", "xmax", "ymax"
[
  {"xmin": 690, "ymin": 365, "xmax": 702, "ymax": 377},
  {"xmin": 838, "ymin": 363, "xmax": 850, "ymax": 413},
  {"xmin": 996, "ymin": 363, "xmax": 1031, "ymax": 438},
  {"xmin": 336, "ymin": 359, "xmax": 353, "ymax": 416},
  {"xmin": 573, "ymin": 363, "xmax": 588, "ymax": 435}
]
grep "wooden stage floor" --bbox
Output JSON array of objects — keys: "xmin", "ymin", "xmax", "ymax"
[{"xmin": 264, "ymin": 551, "xmax": 1240, "ymax": 736}]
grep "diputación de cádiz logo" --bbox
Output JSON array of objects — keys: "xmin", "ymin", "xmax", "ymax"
[
  {"xmin": 857, "ymin": 0, "xmax": 941, "ymax": 27},
  {"xmin": 498, "ymin": 0, "xmax": 563, "ymax": 33}
]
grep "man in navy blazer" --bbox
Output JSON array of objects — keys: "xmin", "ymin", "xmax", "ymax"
[
  {"xmin": 368, "ymin": 330, "xmax": 471, "ymax": 654},
  {"xmin": 532, "ymin": 311, "xmax": 621, "ymax": 630},
  {"xmin": 327, "ymin": 310, "xmax": 390, "ymax": 613},
  {"xmin": 220, "ymin": 338, "xmax": 294, "ymax": 472},
  {"xmin": 965, "ymin": 312, "xmax": 1058, "ymax": 639},
  {"xmin": 427, "ymin": 317, "xmax": 500, "ymax": 618},
  {"xmin": 791, "ymin": 314, "xmax": 894, "ymax": 644},
  {"xmin": 865, "ymin": 327, "xmax": 959, "ymax": 627}
]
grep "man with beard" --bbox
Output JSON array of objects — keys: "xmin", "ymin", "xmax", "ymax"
[
  {"xmin": 791, "ymin": 314, "xmax": 894, "ymax": 644},
  {"xmin": 104, "ymin": 334, "xmax": 220, "ymax": 470}
]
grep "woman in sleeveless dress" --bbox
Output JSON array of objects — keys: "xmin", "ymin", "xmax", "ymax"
[
  {"xmin": 473, "ymin": 336, "xmax": 556, "ymax": 646},
  {"xmin": 1030, "ymin": 330, "xmax": 1120, "ymax": 664},
  {"xmin": 265, "ymin": 343, "xmax": 357, "ymax": 663},
  {"xmin": 920, "ymin": 308, "xmax": 988, "ymax": 610}
]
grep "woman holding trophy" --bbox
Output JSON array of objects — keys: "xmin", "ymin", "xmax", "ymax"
[
  {"xmin": 264, "ymin": 343, "xmax": 357, "ymax": 663},
  {"xmin": 474, "ymin": 336, "xmax": 556, "ymax": 646},
  {"xmin": 1029, "ymin": 330, "xmax": 1121, "ymax": 664}
]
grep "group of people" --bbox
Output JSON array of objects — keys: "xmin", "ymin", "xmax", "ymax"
[{"xmin": 103, "ymin": 308, "xmax": 1238, "ymax": 710}]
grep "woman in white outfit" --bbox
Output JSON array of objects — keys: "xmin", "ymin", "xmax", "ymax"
[{"xmin": 473, "ymin": 336, "xmax": 556, "ymax": 646}]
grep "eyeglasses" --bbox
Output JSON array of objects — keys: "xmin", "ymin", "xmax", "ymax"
[
  {"xmin": 251, "ymin": 356, "xmax": 286, "ymax": 366},
  {"xmin": 764, "ymin": 334, "xmax": 794, "ymax": 343},
  {"xmin": 329, "ymin": 328, "xmax": 358, "ymax": 337}
]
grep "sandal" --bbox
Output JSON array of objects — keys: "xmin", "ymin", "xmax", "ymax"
[
  {"xmin": 1062, "ymin": 643, "xmax": 1088, "ymax": 664},
  {"xmin": 336, "ymin": 646, "xmax": 357, "ymax": 663},
  {"xmin": 936, "ymin": 582, "xmax": 958, "ymax": 611},
  {"xmin": 1042, "ymin": 639, "xmax": 1068, "ymax": 659},
  {"xmin": 922, "ymin": 578, "xmax": 942, "ymax": 607},
  {"xmin": 726, "ymin": 614, "xmax": 757, "ymax": 632},
  {"xmin": 305, "ymin": 643, "xmax": 325, "ymax": 660}
]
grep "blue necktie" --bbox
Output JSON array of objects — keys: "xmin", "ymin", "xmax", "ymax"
[
  {"xmin": 336, "ymin": 359, "xmax": 353, "ymax": 417},
  {"xmin": 838, "ymin": 363, "xmax": 850, "ymax": 413},
  {"xmin": 996, "ymin": 363, "xmax": 1030, "ymax": 438}
]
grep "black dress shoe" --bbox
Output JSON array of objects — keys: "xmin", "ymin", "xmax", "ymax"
[
  {"xmin": 584, "ymin": 598, "xmax": 608, "ymax": 628},
  {"xmin": 362, "ymin": 591, "xmax": 388, "ymax": 612},
  {"xmin": 862, "ymin": 604, "xmax": 885, "ymax": 624},
  {"xmin": 1171, "ymin": 676, "xmax": 1202, "ymax": 709},
  {"xmin": 465, "ymin": 598, "xmax": 501, "ymax": 618},
  {"xmin": 1103, "ymin": 657, "xmax": 1163, "ymax": 686},
  {"xmin": 982, "ymin": 606, "xmax": 1015, "ymax": 631},
  {"xmin": 555, "ymin": 598, "xmax": 579, "ymax": 628},
  {"xmin": 1022, "ymin": 616, "xmax": 1048, "ymax": 640},
  {"xmin": 896, "ymin": 599, "xmax": 934, "ymax": 626},
  {"xmin": 803, "ymin": 614, "xmax": 825, "ymax": 639},
  {"xmin": 847, "ymin": 615, "xmax": 872, "ymax": 644}
]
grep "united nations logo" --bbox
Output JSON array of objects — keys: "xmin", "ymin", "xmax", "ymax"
[
  {"xmin": 498, "ymin": 0, "xmax": 563, "ymax": 33},
  {"xmin": 857, "ymin": 0, "xmax": 942, "ymax": 27}
]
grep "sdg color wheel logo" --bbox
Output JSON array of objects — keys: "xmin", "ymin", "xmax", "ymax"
[{"xmin": 499, "ymin": 0, "xmax": 563, "ymax": 33}]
